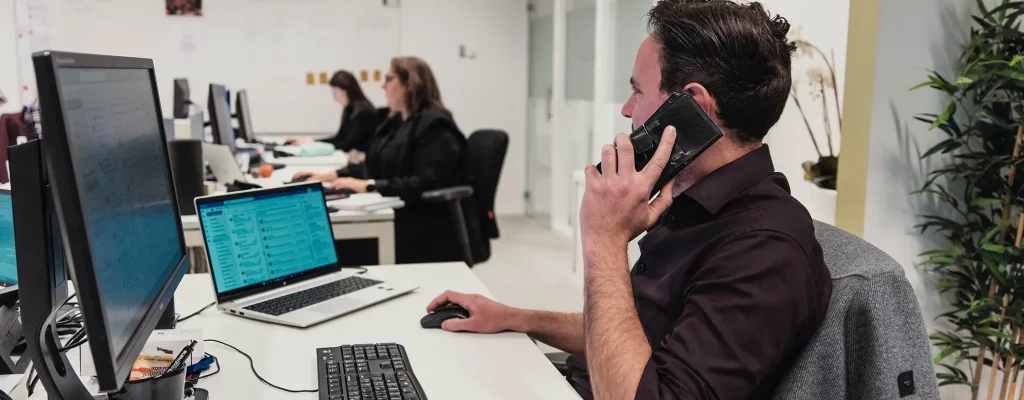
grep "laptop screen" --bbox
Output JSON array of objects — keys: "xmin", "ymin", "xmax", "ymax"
[
  {"xmin": 0, "ymin": 191, "xmax": 15, "ymax": 286},
  {"xmin": 197, "ymin": 186, "xmax": 337, "ymax": 295}
]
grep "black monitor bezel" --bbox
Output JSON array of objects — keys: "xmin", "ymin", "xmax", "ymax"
[
  {"xmin": 235, "ymin": 89, "xmax": 255, "ymax": 143},
  {"xmin": 207, "ymin": 83, "xmax": 235, "ymax": 151},
  {"xmin": 33, "ymin": 50, "xmax": 190, "ymax": 392},
  {"xmin": 194, "ymin": 182, "xmax": 341, "ymax": 303},
  {"xmin": 172, "ymin": 78, "xmax": 190, "ymax": 119}
]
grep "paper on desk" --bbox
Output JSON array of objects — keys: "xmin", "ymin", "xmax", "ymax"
[
  {"xmin": 328, "ymin": 193, "xmax": 404, "ymax": 211},
  {"xmin": 81, "ymin": 329, "xmax": 204, "ymax": 378}
]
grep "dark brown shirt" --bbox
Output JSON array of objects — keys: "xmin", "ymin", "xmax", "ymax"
[{"xmin": 566, "ymin": 144, "xmax": 832, "ymax": 399}]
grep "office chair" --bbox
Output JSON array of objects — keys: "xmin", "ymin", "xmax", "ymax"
[
  {"xmin": 422, "ymin": 129, "xmax": 509, "ymax": 268},
  {"xmin": 546, "ymin": 221, "xmax": 940, "ymax": 400}
]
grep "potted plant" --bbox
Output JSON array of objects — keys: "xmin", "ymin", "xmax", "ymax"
[
  {"xmin": 914, "ymin": 1, "xmax": 1024, "ymax": 398},
  {"xmin": 790, "ymin": 38, "xmax": 841, "ymax": 190}
]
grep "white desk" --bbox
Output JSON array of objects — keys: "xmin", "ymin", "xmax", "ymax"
[
  {"xmin": 264, "ymin": 150, "xmax": 348, "ymax": 168},
  {"xmin": 173, "ymin": 263, "xmax": 580, "ymax": 399}
]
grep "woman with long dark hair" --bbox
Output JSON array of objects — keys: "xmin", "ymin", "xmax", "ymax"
[
  {"xmin": 289, "ymin": 70, "xmax": 377, "ymax": 152},
  {"xmin": 292, "ymin": 57, "xmax": 476, "ymax": 263}
]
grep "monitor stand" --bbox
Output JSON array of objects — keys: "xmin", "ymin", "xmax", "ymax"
[
  {"xmin": 33, "ymin": 304, "xmax": 96, "ymax": 399},
  {"xmin": 34, "ymin": 305, "xmax": 188, "ymax": 400}
]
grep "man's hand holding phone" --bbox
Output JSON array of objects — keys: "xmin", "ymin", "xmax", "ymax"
[{"xmin": 580, "ymin": 126, "xmax": 676, "ymax": 250}]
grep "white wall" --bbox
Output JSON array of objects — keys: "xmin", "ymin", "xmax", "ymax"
[
  {"xmin": 761, "ymin": 0, "xmax": 849, "ymax": 224},
  {"xmin": 398, "ymin": 0, "xmax": 529, "ymax": 215},
  {"xmin": 857, "ymin": 0, "xmax": 979, "ymax": 398},
  {"xmin": 9, "ymin": 0, "xmax": 529, "ymax": 215},
  {"xmin": 0, "ymin": 1, "xmax": 21, "ymax": 114}
]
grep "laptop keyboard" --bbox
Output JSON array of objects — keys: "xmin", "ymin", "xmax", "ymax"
[{"xmin": 244, "ymin": 276, "xmax": 383, "ymax": 316}]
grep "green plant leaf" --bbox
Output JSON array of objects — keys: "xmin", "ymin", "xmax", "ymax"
[
  {"xmin": 930, "ymin": 103, "xmax": 957, "ymax": 131},
  {"xmin": 956, "ymin": 76, "xmax": 975, "ymax": 85},
  {"xmin": 934, "ymin": 346, "xmax": 958, "ymax": 363},
  {"xmin": 971, "ymin": 198, "xmax": 1003, "ymax": 207},
  {"xmin": 982, "ymin": 217, "xmax": 1014, "ymax": 244}
]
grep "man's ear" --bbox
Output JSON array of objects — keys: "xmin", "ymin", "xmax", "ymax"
[{"xmin": 681, "ymin": 83, "xmax": 716, "ymax": 117}]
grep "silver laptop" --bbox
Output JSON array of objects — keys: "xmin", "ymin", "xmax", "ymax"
[
  {"xmin": 194, "ymin": 182, "xmax": 417, "ymax": 327},
  {"xmin": 202, "ymin": 143, "xmax": 248, "ymax": 185}
]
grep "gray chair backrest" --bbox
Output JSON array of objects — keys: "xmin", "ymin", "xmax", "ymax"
[{"xmin": 771, "ymin": 221, "xmax": 940, "ymax": 400}]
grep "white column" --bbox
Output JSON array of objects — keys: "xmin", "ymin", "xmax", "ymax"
[
  {"xmin": 591, "ymin": 0, "xmax": 614, "ymax": 158},
  {"xmin": 549, "ymin": 0, "xmax": 571, "ymax": 235}
]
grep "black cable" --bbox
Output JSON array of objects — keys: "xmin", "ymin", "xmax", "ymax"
[
  {"xmin": 191, "ymin": 353, "xmax": 220, "ymax": 382},
  {"xmin": 177, "ymin": 302, "xmax": 216, "ymax": 323},
  {"xmin": 26, "ymin": 368, "xmax": 36, "ymax": 396},
  {"xmin": 204, "ymin": 339, "xmax": 317, "ymax": 393}
]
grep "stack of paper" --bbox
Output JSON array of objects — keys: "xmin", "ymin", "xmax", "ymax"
[{"xmin": 328, "ymin": 193, "xmax": 405, "ymax": 211}]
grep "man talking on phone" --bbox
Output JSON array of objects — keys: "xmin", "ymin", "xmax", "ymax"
[{"xmin": 427, "ymin": 1, "xmax": 832, "ymax": 398}]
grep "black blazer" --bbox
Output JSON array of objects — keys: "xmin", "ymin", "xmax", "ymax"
[
  {"xmin": 325, "ymin": 107, "xmax": 377, "ymax": 152},
  {"xmin": 351, "ymin": 109, "xmax": 481, "ymax": 264},
  {"xmin": 366, "ymin": 110, "xmax": 467, "ymax": 201}
]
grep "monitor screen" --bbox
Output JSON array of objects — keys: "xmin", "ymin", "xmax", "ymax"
[
  {"xmin": 172, "ymin": 78, "xmax": 189, "ymax": 119},
  {"xmin": 198, "ymin": 186, "xmax": 337, "ymax": 294},
  {"xmin": 208, "ymin": 84, "xmax": 234, "ymax": 151},
  {"xmin": 0, "ymin": 191, "xmax": 16, "ymax": 285},
  {"xmin": 56, "ymin": 67, "xmax": 184, "ymax": 359},
  {"xmin": 236, "ymin": 90, "xmax": 255, "ymax": 143}
]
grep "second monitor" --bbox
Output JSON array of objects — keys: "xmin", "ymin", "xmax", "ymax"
[{"xmin": 208, "ymin": 83, "xmax": 235, "ymax": 151}]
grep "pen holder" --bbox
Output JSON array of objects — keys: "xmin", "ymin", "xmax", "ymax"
[{"xmin": 106, "ymin": 365, "xmax": 187, "ymax": 400}]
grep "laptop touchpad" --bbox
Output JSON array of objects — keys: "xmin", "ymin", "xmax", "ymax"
[{"xmin": 308, "ymin": 296, "xmax": 366, "ymax": 315}]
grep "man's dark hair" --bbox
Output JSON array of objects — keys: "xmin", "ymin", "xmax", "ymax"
[{"xmin": 648, "ymin": 0, "xmax": 795, "ymax": 142}]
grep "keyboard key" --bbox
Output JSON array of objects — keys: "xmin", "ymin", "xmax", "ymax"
[{"xmin": 245, "ymin": 277, "xmax": 383, "ymax": 316}]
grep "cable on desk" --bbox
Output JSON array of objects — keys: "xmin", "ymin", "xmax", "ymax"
[
  {"xmin": 204, "ymin": 339, "xmax": 317, "ymax": 393},
  {"xmin": 177, "ymin": 302, "xmax": 216, "ymax": 323}
]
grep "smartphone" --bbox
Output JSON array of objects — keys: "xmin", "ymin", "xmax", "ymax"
[{"xmin": 596, "ymin": 92, "xmax": 723, "ymax": 196}]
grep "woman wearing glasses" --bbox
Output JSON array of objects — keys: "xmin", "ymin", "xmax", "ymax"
[{"xmin": 292, "ymin": 56, "xmax": 476, "ymax": 264}]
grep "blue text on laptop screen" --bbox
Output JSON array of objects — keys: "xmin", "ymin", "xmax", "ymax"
[
  {"xmin": 199, "ymin": 187, "xmax": 337, "ymax": 293},
  {"xmin": 0, "ymin": 192, "xmax": 15, "ymax": 285}
]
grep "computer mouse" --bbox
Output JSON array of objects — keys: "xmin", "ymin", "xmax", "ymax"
[{"xmin": 420, "ymin": 303, "xmax": 470, "ymax": 329}]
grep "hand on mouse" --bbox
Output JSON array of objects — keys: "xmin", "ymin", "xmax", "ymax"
[
  {"xmin": 427, "ymin": 290, "xmax": 523, "ymax": 333},
  {"xmin": 291, "ymin": 171, "xmax": 338, "ymax": 183}
]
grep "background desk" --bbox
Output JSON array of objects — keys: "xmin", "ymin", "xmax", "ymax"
[{"xmin": 175, "ymin": 263, "xmax": 581, "ymax": 399}]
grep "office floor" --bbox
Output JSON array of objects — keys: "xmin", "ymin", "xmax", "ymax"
[{"xmin": 472, "ymin": 216, "xmax": 583, "ymax": 313}]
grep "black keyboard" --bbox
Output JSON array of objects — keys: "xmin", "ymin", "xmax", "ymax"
[
  {"xmin": 317, "ymin": 343, "xmax": 427, "ymax": 400},
  {"xmin": 244, "ymin": 276, "xmax": 382, "ymax": 316}
]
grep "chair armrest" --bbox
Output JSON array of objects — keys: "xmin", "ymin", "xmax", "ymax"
[
  {"xmin": 422, "ymin": 185, "xmax": 474, "ymax": 203},
  {"xmin": 545, "ymin": 352, "xmax": 571, "ymax": 376}
]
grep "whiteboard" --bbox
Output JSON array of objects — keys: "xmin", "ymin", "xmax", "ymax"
[{"xmin": 21, "ymin": 0, "xmax": 400, "ymax": 134}]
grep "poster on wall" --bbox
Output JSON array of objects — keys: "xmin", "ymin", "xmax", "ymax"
[{"xmin": 166, "ymin": 0, "xmax": 203, "ymax": 17}]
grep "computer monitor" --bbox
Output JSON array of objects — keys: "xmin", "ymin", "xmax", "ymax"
[
  {"xmin": 0, "ymin": 190, "xmax": 16, "ymax": 289},
  {"xmin": 172, "ymin": 78, "xmax": 190, "ymax": 119},
  {"xmin": 30, "ymin": 51, "xmax": 190, "ymax": 398},
  {"xmin": 235, "ymin": 89, "xmax": 256, "ymax": 143},
  {"xmin": 208, "ymin": 83, "xmax": 235, "ymax": 151},
  {"xmin": 8, "ymin": 140, "xmax": 70, "ymax": 376}
]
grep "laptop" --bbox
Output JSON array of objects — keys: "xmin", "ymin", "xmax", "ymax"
[
  {"xmin": 194, "ymin": 182, "xmax": 417, "ymax": 327},
  {"xmin": 202, "ymin": 143, "xmax": 250, "ymax": 185}
]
